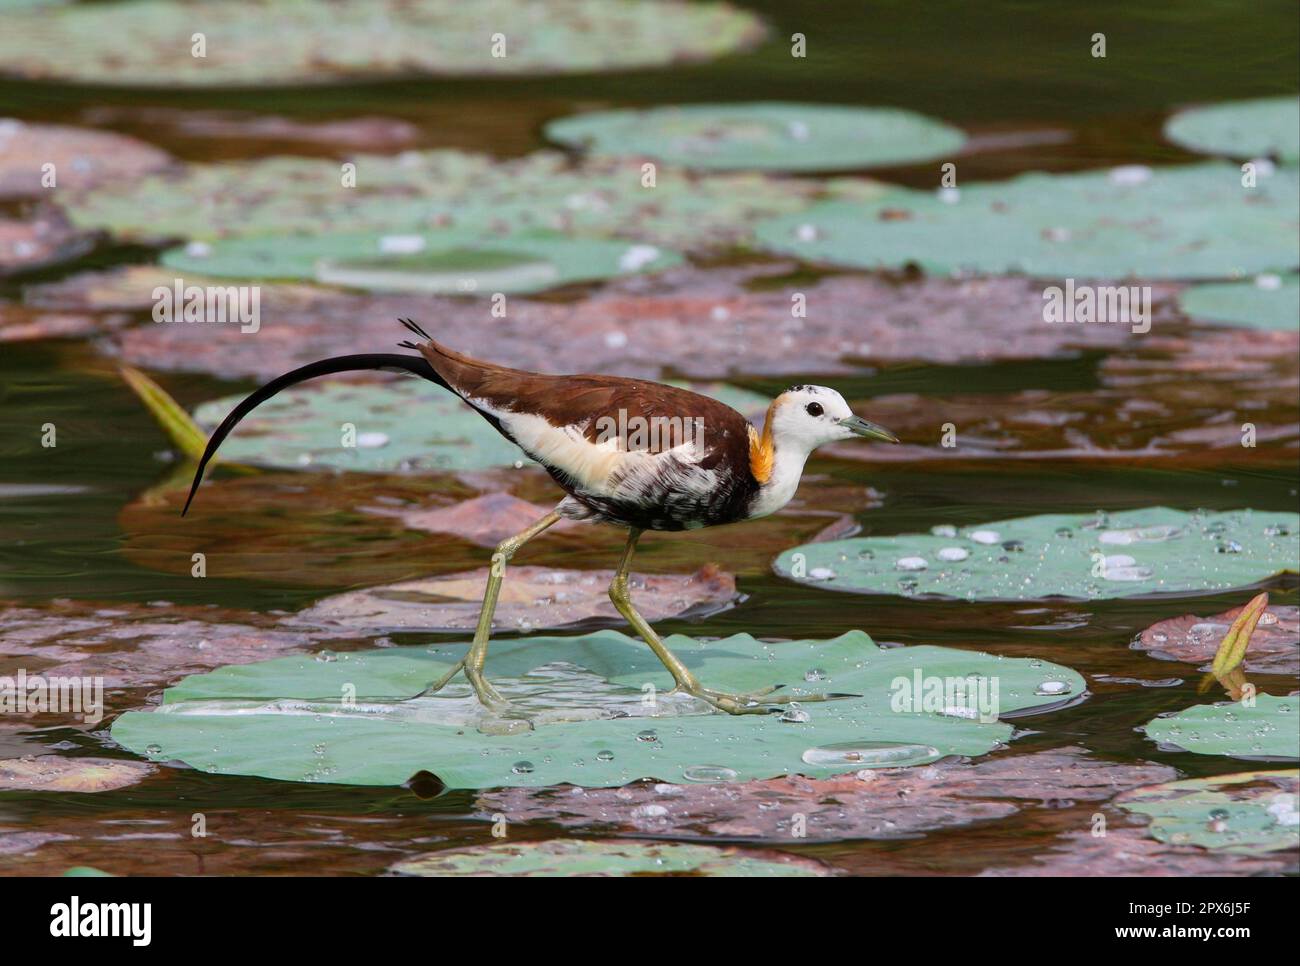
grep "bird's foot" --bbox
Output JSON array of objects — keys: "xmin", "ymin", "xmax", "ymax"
[
  {"xmin": 670, "ymin": 683, "xmax": 858, "ymax": 715},
  {"xmin": 417, "ymin": 659, "xmax": 513, "ymax": 711}
]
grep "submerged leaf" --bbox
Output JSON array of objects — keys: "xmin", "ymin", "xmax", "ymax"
[
  {"xmin": 0, "ymin": 756, "xmax": 153, "ymax": 793},
  {"xmin": 1136, "ymin": 604, "xmax": 1298, "ymax": 676},
  {"xmin": 1118, "ymin": 769, "xmax": 1300, "ymax": 854}
]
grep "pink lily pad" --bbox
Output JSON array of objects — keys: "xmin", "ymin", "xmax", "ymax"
[
  {"xmin": 0, "ymin": 119, "xmax": 171, "ymax": 200},
  {"xmin": 1136, "ymin": 604, "xmax": 1299, "ymax": 675},
  {"xmin": 0, "ymin": 755, "xmax": 154, "ymax": 793}
]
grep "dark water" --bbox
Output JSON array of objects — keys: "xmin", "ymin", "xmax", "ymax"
[{"xmin": 0, "ymin": 1, "xmax": 1297, "ymax": 875}]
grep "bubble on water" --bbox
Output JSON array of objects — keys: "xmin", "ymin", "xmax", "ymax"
[
  {"xmin": 800, "ymin": 741, "xmax": 940, "ymax": 768},
  {"xmin": 1035, "ymin": 680, "xmax": 1071, "ymax": 696},
  {"xmin": 683, "ymin": 764, "xmax": 740, "ymax": 783},
  {"xmin": 1258, "ymin": 611, "xmax": 1279, "ymax": 626},
  {"xmin": 896, "ymin": 556, "xmax": 928, "ymax": 571},
  {"xmin": 969, "ymin": 530, "xmax": 1000, "ymax": 545},
  {"xmin": 937, "ymin": 546, "xmax": 969, "ymax": 562},
  {"xmin": 779, "ymin": 704, "xmax": 811, "ymax": 724},
  {"xmin": 511, "ymin": 760, "xmax": 534, "ymax": 775}
]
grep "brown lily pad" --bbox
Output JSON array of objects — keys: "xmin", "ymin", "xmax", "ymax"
[
  {"xmin": 1136, "ymin": 604, "xmax": 1299, "ymax": 675},
  {"xmin": 0, "ymin": 755, "xmax": 154, "ymax": 793},
  {"xmin": 97, "ymin": 264, "xmax": 1144, "ymax": 381},
  {"xmin": 979, "ymin": 822, "xmax": 1298, "ymax": 876},
  {"xmin": 366, "ymin": 492, "xmax": 582, "ymax": 548},
  {"xmin": 0, "ymin": 301, "xmax": 132, "ymax": 343},
  {"xmin": 0, "ymin": 208, "xmax": 97, "ymax": 276},
  {"xmin": 78, "ymin": 107, "xmax": 420, "ymax": 156},
  {"xmin": 478, "ymin": 747, "xmax": 1177, "ymax": 843},
  {"xmin": 287, "ymin": 564, "xmax": 737, "ymax": 635},
  {"xmin": 0, "ymin": 118, "xmax": 171, "ymax": 200},
  {"xmin": 0, "ymin": 598, "xmax": 338, "ymax": 726}
]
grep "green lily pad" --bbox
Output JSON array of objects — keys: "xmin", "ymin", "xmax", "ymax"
[
  {"xmin": 162, "ymin": 231, "xmax": 681, "ymax": 294},
  {"xmin": 1119, "ymin": 769, "xmax": 1300, "ymax": 854},
  {"xmin": 191, "ymin": 378, "xmax": 768, "ymax": 474},
  {"xmin": 66, "ymin": 149, "xmax": 844, "ymax": 254},
  {"xmin": 193, "ymin": 379, "xmax": 529, "ymax": 473},
  {"xmin": 1179, "ymin": 274, "xmax": 1299, "ymax": 331},
  {"xmin": 754, "ymin": 162, "xmax": 1300, "ymax": 280},
  {"xmin": 1165, "ymin": 97, "xmax": 1300, "ymax": 163},
  {"xmin": 110, "ymin": 629, "xmax": 1086, "ymax": 789},
  {"xmin": 1143, "ymin": 694, "xmax": 1299, "ymax": 760},
  {"xmin": 545, "ymin": 102, "xmax": 965, "ymax": 172},
  {"xmin": 774, "ymin": 508, "xmax": 1300, "ymax": 601},
  {"xmin": 0, "ymin": 0, "xmax": 764, "ymax": 87},
  {"xmin": 391, "ymin": 839, "xmax": 831, "ymax": 876}
]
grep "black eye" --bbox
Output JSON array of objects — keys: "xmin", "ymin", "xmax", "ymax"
[{"xmin": 805, "ymin": 402, "xmax": 824, "ymax": 417}]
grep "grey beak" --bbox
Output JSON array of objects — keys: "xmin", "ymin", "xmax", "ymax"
[{"xmin": 838, "ymin": 415, "xmax": 900, "ymax": 443}]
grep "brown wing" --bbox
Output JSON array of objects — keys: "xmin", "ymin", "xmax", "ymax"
[{"xmin": 413, "ymin": 337, "xmax": 753, "ymax": 468}]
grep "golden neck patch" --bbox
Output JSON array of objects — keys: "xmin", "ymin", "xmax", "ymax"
[{"xmin": 748, "ymin": 402, "xmax": 777, "ymax": 484}]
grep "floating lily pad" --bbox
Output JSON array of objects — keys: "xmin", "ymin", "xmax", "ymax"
[
  {"xmin": 111, "ymin": 630, "xmax": 1085, "ymax": 789},
  {"xmin": 163, "ymin": 231, "xmax": 681, "ymax": 294},
  {"xmin": 391, "ymin": 839, "xmax": 830, "ymax": 877},
  {"xmin": 546, "ymin": 103, "xmax": 965, "ymax": 172},
  {"xmin": 65, "ymin": 150, "xmax": 840, "ymax": 253},
  {"xmin": 104, "ymin": 264, "xmax": 1136, "ymax": 382},
  {"xmin": 1118, "ymin": 769, "xmax": 1299, "ymax": 854},
  {"xmin": 1136, "ymin": 604, "xmax": 1298, "ymax": 675},
  {"xmin": 1165, "ymin": 97, "xmax": 1300, "ymax": 163},
  {"xmin": 1143, "ymin": 694, "xmax": 1299, "ymax": 760},
  {"xmin": 755, "ymin": 162, "xmax": 1300, "ymax": 280},
  {"xmin": 193, "ymin": 379, "xmax": 528, "ymax": 473},
  {"xmin": 0, "ymin": 208, "xmax": 96, "ymax": 276},
  {"xmin": 1179, "ymin": 275, "xmax": 1300, "ymax": 331},
  {"xmin": 776, "ymin": 508, "xmax": 1300, "ymax": 601},
  {"xmin": 0, "ymin": 119, "xmax": 171, "ymax": 199},
  {"xmin": 286, "ymin": 565, "xmax": 737, "ymax": 634},
  {"xmin": 481, "ymin": 746, "xmax": 1174, "ymax": 842},
  {"xmin": 0, "ymin": 756, "xmax": 153, "ymax": 793},
  {"xmin": 0, "ymin": 0, "xmax": 765, "ymax": 87}
]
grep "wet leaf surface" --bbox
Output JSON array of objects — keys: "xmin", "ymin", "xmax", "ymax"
[
  {"xmin": 777, "ymin": 508, "xmax": 1300, "ymax": 601},
  {"xmin": 1117, "ymin": 769, "xmax": 1299, "ymax": 854},
  {"xmin": 1142, "ymin": 694, "xmax": 1300, "ymax": 760},
  {"xmin": 391, "ymin": 837, "xmax": 831, "ymax": 876},
  {"xmin": 111, "ymin": 630, "xmax": 1085, "ymax": 789},
  {"xmin": 1164, "ymin": 97, "xmax": 1300, "ymax": 163},
  {"xmin": 0, "ymin": 207, "xmax": 97, "ymax": 276},
  {"xmin": 92, "ymin": 264, "xmax": 1138, "ymax": 380},
  {"xmin": 1179, "ymin": 275, "xmax": 1299, "ymax": 331},
  {"xmin": 546, "ymin": 102, "xmax": 966, "ymax": 172},
  {"xmin": 756, "ymin": 163, "xmax": 1300, "ymax": 280},
  {"xmin": 1136, "ymin": 603, "xmax": 1298, "ymax": 675},
  {"xmin": 0, "ymin": 118, "xmax": 171, "ymax": 199},
  {"xmin": 0, "ymin": 0, "xmax": 765, "ymax": 86},
  {"xmin": 286, "ymin": 564, "xmax": 737, "ymax": 634},
  {"xmin": 0, "ymin": 755, "xmax": 154, "ymax": 793},
  {"xmin": 479, "ymin": 746, "xmax": 1175, "ymax": 842}
]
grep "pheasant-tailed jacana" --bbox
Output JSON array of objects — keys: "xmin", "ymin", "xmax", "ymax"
[{"xmin": 183, "ymin": 319, "xmax": 899, "ymax": 714}]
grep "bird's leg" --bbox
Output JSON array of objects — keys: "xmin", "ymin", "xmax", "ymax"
[
  {"xmin": 420, "ymin": 509, "xmax": 562, "ymax": 707},
  {"xmin": 607, "ymin": 529, "xmax": 835, "ymax": 715}
]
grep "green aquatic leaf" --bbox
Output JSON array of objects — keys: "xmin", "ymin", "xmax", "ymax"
[
  {"xmin": 546, "ymin": 102, "xmax": 965, "ymax": 172},
  {"xmin": 1118, "ymin": 769, "xmax": 1299, "ymax": 855},
  {"xmin": 1179, "ymin": 275, "xmax": 1300, "ymax": 331},
  {"xmin": 110, "ymin": 629, "xmax": 1086, "ymax": 789},
  {"xmin": 192, "ymin": 380, "xmax": 529, "ymax": 473},
  {"xmin": 0, "ymin": 0, "xmax": 764, "ymax": 86},
  {"xmin": 1143, "ymin": 694, "xmax": 1299, "ymax": 760},
  {"xmin": 754, "ymin": 162, "xmax": 1300, "ymax": 280},
  {"xmin": 65, "ymin": 149, "xmax": 837, "ymax": 253},
  {"xmin": 162, "ymin": 231, "xmax": 681, "ymax": 294},
  {"xmin": 774, "ymin": 508, "xmax": 1300, "ymax": 601},
  {"xmin": 391, "ymin": 839, "xmax": 831, "ymax": 876},
  {"xmin": 1165, "ymin": 97, "xmax": 1300, "ymax": 163}
]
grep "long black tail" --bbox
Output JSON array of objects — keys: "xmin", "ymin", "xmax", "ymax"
[{"xmin": 181, "ymin": 352, "xmax": 447, "ymax": 516}]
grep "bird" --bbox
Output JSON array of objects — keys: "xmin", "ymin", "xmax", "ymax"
[{"xmin": 182, "ymin": 319, "xmax": 899, "ymax": 714}]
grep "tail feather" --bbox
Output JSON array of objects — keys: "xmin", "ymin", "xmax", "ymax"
[{"xmin": 181, "ymin": 352, "xmax": 447, "ymax": 516}]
